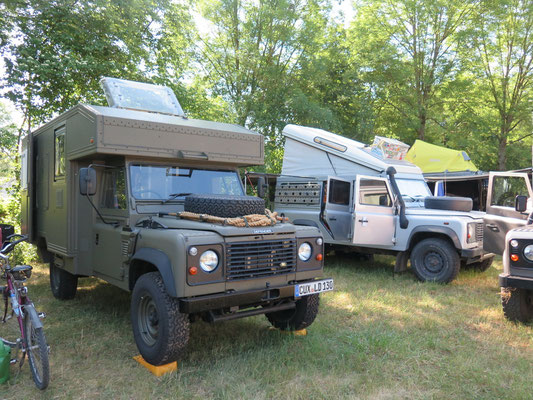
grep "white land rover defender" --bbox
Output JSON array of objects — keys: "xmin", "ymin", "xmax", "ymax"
[{"xmin": 272, "ymin": 124, "xmax": 492, "ymax": 284}]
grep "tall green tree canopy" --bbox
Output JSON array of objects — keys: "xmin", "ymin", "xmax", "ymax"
[
  {"xmin": 462, "ymin": 0, "xmax": 533, "ymax": 169},
  {"xmin": 350, "ymin": 0, "xmax": 479, "ymax": 143},
  {"xmin": 1, "ymin": 0, "xmax": 180, "ymax": 127}
]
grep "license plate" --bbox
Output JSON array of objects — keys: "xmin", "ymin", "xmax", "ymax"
[{"xmin": 295, "ymin": 279, "xmax": 334, "ymax": 298}]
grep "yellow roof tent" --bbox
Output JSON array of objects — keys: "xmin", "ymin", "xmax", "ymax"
[{"xmin": 405, "ymin": 140, "xmax": 478, "ymax": 173}]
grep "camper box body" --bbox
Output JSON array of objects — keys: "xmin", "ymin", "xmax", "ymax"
[{"xmin": 274, "ymin": 124, "xmax": 489, "ymax": 283}]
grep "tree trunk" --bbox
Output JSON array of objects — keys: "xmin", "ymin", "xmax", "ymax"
[
  {"xmin": 417, "ymin": 109, "xmax": 426, "ymax": 140},
  {"xmin": 497, "ymin": 133, "xmax": 507, "ymax": 171}
]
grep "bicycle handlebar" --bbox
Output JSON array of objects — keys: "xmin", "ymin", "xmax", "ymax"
[{"xmin": 0, "ymin": 234, "xmax": 28, "ymax": 255}]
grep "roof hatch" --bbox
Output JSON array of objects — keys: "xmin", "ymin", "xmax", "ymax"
[{"xmin": 100, "ymin": 77, "xmax": 185, "ymax": 117}]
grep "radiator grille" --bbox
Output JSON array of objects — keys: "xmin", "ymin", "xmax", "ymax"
[
  {"xmin": 476, "ymin": 223, "xmax": 484, "ymax": 242},
  {"xmin": 226, "ymin": 239, "xmax": 296, "ymax": 281}
]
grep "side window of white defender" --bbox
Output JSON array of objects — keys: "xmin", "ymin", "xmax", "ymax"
[
  {"xmin": 359, "ymin": 179, "xmax": 392, "ymax": 207},
  {"xmin": 328, "ymin": 179, "xmax": 350, "ymax": 205},
  {"xmin": 491, "ymin": 176, "xmax": 529, "ymax": 208}
]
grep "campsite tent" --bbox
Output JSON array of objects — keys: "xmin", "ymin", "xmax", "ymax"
[{"xmin": 405, "ymin": 140, "xmax": 478, "ymax": 174}]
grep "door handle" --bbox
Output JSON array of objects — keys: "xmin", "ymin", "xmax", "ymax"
[
  {"xmin": 358, "ymin": 218, "xmax": 368, "ymax": 223},
  {"xmin": 486, "ymin": 223, "xmax": 499, "ymax": 232},
  {"xmin": 329, "ymin": 217, "xmax": 337, "ymax": 221}
]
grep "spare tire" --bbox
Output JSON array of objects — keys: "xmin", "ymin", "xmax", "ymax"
[
  {"xmin": 184, "ymin": 194, "xmax": 265, "ymax": 218},
  {"xmin": 424, "ymin": 196, "xmax": 473, "ymax": 212}
]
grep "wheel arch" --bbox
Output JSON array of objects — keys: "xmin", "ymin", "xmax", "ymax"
[
  {"xmin": 407, "ymin": 226, "xmax": 461, "ymax": 252},
  {"xmin": 129, "ymin": 248, "xmax": 177, "ymax": 297}
]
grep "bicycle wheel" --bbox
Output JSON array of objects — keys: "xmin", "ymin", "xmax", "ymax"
[{"xmin": 23, "ymin": 312, "xmax": 49, "ymax": 390}]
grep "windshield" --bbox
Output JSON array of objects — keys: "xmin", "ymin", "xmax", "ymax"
[
  {"xmin": 396, "ymin": 178, "xmax": 431, "ymax": 201},
  {"xmin": 129, "ymin": 165, "xmax": 244, "ymax": 200}
]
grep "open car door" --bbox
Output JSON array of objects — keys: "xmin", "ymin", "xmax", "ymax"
[
  {"xmin": 322, "ymin": 176, "xmax": 353, "ymax": 241},
  {"xmin": 484, "ymin": 172, "xmax": 533, "ymax": 255},
  {"xmin": 352, "ymin": 175, "xmax": 396, "ymax": 248}
]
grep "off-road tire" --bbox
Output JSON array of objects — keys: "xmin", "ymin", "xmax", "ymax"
[
  {"xmin": 410, "ymin": 238, "xmax": 460, "ymax": 283},
  {"xmin": 424, "ymin": 196, "xmax": 473, "ymax": 212},
  {"xmin": 184, "ymin": 194, "xmax": 265, "ymax": 218},
  {"xmin": 24, "ymin": 311, "xmax": 49, "ymax": 390},
  {"xmin": 49, "ymin": 263, "xmax": 78, "ymax": 300},
  {"xmin": 131, "ymin": 272, "xmax": 190, "ymax": 365},
  {"xmin": 463, "ymin": 256, "xmax": 494, "ymax": 272},
  {"xmin": 266, "ymin": 294, "xmax": 320, "ymax": 331},
  {"xmin": 501, "ymin": 287, "xmax": 533, "ymax": 323}
]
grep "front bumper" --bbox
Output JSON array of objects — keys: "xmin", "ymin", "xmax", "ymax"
[
  {"xmin": 499, "ymin": 273, "xmax": 533, "ymax": 290},
  {"xmin": 461, "ymin": 246, "xmax": 484, "ymax": 259},
  {"xmin": 179, "ymin": 278, "xmax": 329, "ymax": 314}
]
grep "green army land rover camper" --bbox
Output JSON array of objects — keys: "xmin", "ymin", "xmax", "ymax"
[{"xmin": 20, "ymin": 78, "xmax": 332, "ymax": 365}]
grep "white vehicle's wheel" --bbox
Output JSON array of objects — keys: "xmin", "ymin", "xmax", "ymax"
[{"xmin": 410, "ymin": 238, "xmax": 460, "ymax": 283}]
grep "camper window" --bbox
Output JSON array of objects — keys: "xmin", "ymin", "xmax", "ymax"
[
  {"xmin": 359, "ymin": 179, "xmax": 391, "ymax": 207},
  {"xmin": 54, "ymin": 126, "xmax": 66, "ymax": 179},
  {"xmin": 328, "ymin": 179, "xmax": 350, "ymax": 205},
  {"xmin": 100, "ymin": 168, "xmax": 127, "ymax": 210}
]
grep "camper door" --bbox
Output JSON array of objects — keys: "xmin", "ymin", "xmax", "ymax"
[
  {"xmin": 352, "ymin": 176, "xmax": 395, "ymax": 247},
  {"xmin": 323, "ymin": 177, "xmax": 353, "ymax": 241}
]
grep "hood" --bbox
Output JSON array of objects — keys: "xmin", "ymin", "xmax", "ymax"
[
  {"xmin": 405, "ymin": 208, "xmax": 484, "ymax": 220},
  {"xmin": 145, "ymin": 216, "xmax": 296, "ymax": 237}
]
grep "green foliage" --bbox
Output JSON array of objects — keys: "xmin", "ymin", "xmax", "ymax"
[
  {"xmin": 1, "ymin": 0, "xmax": 174, "ymax": 126},
  {"xmin": 0, "ymin": 0, "xmax": 532, "ymax": 178},
  {"xmin": 196, "ymin": 0, "xmax": 333, "ymax": 139},
  {"xmin": 0, "ymin": 103, "xmax": 35, "ymax": 263}
]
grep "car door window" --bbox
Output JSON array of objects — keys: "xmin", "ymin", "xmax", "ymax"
[
  {"xmin": 100, "ymin": 168, "xmax": 127, "ymax": 210},
  {"xmin": 328, "ymin": 179, "xmax": 350, "ymax": 205},
  {"xmin": 491, "ymin": 176, "xmax": 529, "ymax": 208},
  {"xmin": 359, "ymin": 179, "xmax": 392, "ymax": 207}
]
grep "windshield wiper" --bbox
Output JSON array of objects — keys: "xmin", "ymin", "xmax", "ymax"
[
  {"xmin": 162, "ymin": 193, "xmax": 192, "ymax": 204},
  {"xmin": 401, "ymin": 193, "xmax": 415, "ymax": 201}
]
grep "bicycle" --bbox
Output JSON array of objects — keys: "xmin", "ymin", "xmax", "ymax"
[{"xmin": 0, "ymin": 234, "xmax": 49, "ymax": 390}]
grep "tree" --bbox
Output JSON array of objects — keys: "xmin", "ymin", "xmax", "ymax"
[
  {"xmin": 463, "ymin": 0, "xmax": 533, "ymax": 169},
  {"xmin": 196, "ymin": 0, "xmax": 332, "ymax": 136},
  {"xmin": 350, "ymin": 0, "xmax": 479, "ymax": 142},
  {"xmin": 1, "ymin": 0, "xmax": 178, "ymax": 129}
]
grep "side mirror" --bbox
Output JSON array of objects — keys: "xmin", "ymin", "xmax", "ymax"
[
  {"xmin": 257, "ymin": 177, "xmax": 268, "ymax": 199},
  {"xmin": 515, "ymin": 195, "xmax": 528, "ymax": 213},
  {"xmin": 79, "ymin": 167, "xmax": 97, "ymax": 196}
]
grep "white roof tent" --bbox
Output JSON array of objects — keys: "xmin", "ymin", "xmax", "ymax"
[{"xmin": 281, "ymin": 124, "xmax": 422, "ymax": 179}]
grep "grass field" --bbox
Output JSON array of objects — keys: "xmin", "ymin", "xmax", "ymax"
[{"xmin": 2, "ymin": 255, "xmax": 533, "ymax": 399}]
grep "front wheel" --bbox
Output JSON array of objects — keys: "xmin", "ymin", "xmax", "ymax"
[
  {"xmin": 23, "ymin": 311, "xmax": 49, "ymax": 390},
  {"xmin": 410, "ymin": 238, "xmax": 460, "ymax": 283},
  {"xmin": 266, "ymin": 294, "xmax": 320, "ymax": 331},
  {"xmin": 501, "ymin": 287, "xmax": 533, "ymax": 323},
  {"xmin": 50, "ymin": 263, "xmax": 78, "ymax": 300},
  {"xmin": 131, "ymin": 272, "xmax": 190, "ymax": 365}
]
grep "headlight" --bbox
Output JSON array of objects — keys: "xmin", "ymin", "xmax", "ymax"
[
  {"xmin": 524, "ymin": 245, "xmax": 533, "ymax": 261},
  {"xmin": 199, "ymin": 250, "xmax": 219, "ymax": 272},
  {"xmin": 298, "ymin": 242, "xmax": 312, "ymax": 261}
]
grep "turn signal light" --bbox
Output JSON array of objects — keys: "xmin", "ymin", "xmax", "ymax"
[
  {"xmin": 189, "ymin": 266, "xmax": 198, "ymax": 275},
  {"xmin": 511, "ymin": 254, "xmax": 519, "ymax": 262},
  {"xmin": 316, "ymin": 254, "xmax": 323, "ymax": 261}
]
